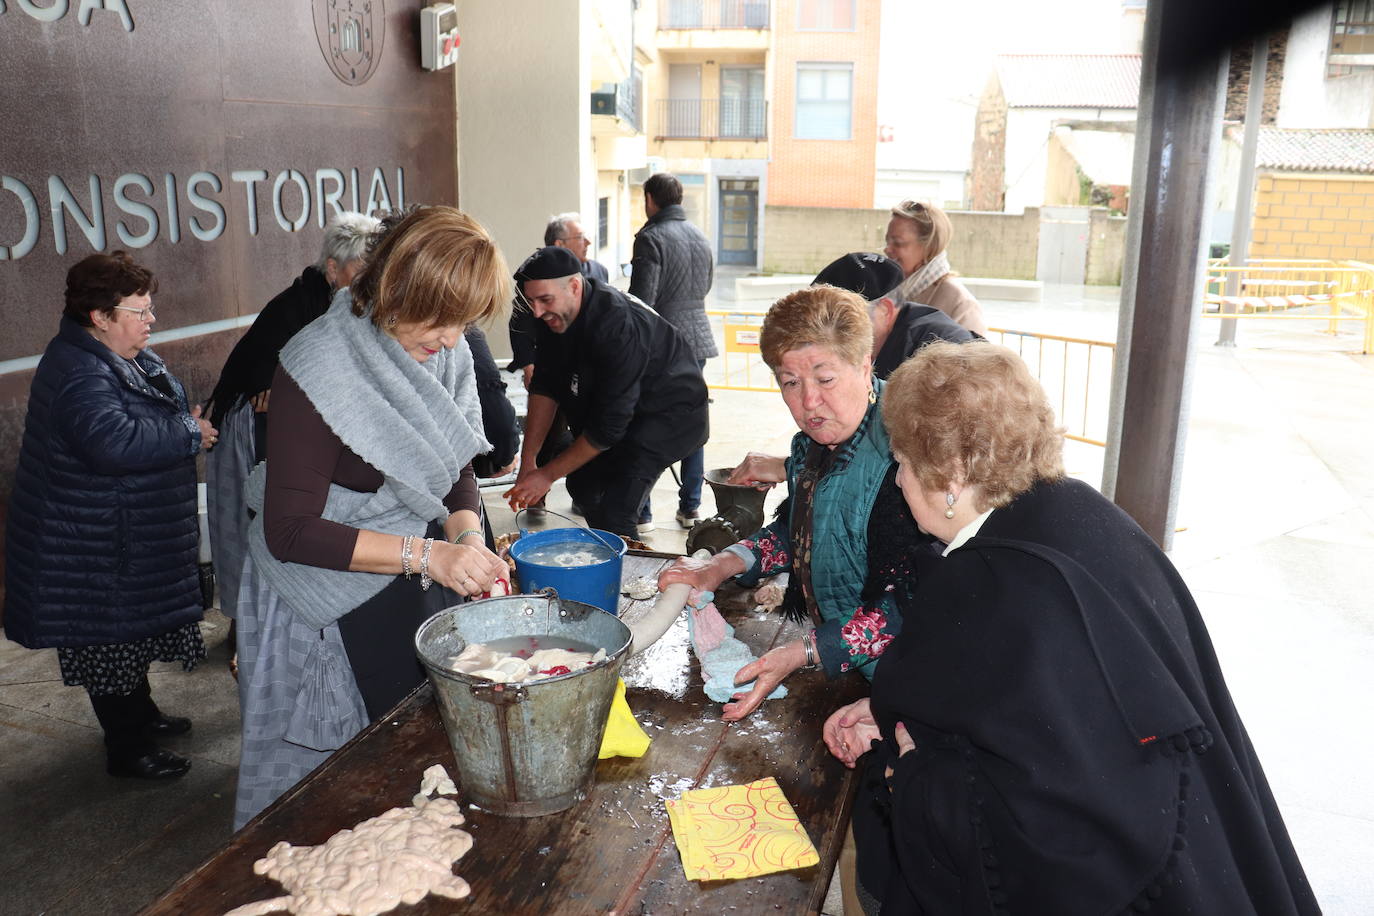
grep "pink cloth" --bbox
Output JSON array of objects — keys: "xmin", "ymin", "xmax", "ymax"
[{"xmin": 689, "ymin": 589, "xmax": 729, "ymax": 653}]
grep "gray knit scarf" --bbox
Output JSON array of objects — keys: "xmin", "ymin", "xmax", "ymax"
[
  {"xmin": 244, "ymin": 292, "xmax": 489, "ymax": 630},
  {"xmin": 894, "ymin": 250, "xmax": 951, "ymax": 304}
]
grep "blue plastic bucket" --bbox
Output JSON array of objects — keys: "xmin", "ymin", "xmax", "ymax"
[{"xmin": 509, "ymin": 527, "xmax": 626, "ymax": 614}]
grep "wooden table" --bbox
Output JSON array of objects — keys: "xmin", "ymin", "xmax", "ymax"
[{"xmin": 143, "ymin": 552, "xmax": 867, "ymax": 915}]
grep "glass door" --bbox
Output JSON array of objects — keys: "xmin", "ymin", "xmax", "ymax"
[{"xmin": 718, "ymin": 179, "xmax": 758, "ymax": 266}]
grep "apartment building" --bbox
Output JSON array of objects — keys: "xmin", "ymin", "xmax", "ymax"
[
  {"xmin": 767, "ymin": 0, "xmax": 881, "ymax": 212},
  {"xmin": 647, "ymin": 0, "xmax": 772, "ymax": 267}
]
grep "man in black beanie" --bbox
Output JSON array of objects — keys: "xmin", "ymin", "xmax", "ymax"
[
  {"xmin": 812, "ymin": 251, "xmax": 980, "ymax": 379},
  {"xmin": 504, "ymin": 246, "xmax": 709, "ymax": 539}
]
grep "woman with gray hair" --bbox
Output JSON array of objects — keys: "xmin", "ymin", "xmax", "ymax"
[
  {"xmin": 204, "ymin": 211, "xmax": 380, "ymax": 632},
  {"xmin": 884, "ymin": 199, "xmax": 988, "ymax": 336}
]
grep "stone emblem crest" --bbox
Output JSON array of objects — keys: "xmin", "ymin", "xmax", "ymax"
[{"xmin": 313, "ymin": 0, "xmax": 385, "ymax": 86}]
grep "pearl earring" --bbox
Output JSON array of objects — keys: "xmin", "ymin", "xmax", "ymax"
[{"xmin": 945, "ymin": 492, "xmax": 957, "ymax": 519}]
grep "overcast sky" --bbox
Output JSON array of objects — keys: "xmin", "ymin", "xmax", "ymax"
[{"xmin": 877, "ymin": 0, "xmax": 1140, "ymax": 170}]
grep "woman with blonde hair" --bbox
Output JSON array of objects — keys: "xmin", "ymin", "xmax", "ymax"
[
  {"xmin": 233, "ymin": 206, "xmax": 510, "ymax": 827},
  {"xmin": 884, "ymin": 200, "xmax": 988, "ymax": 336},
  {"xmin": 659, "ymin": 285, "xmax": 936, "ymax": 720},
  {"xmin": 825, "ymin": 341, "xmax": 1317, "ymax": 914}
]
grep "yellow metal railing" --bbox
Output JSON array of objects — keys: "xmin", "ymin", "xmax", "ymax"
[
  {"xmin": 706, "ymin": 310, "xmax": 779, "ymax": 393},
  {"xmin": 705, "ymin": 309, "xmax": 1117, "ymax": 447},
  {"xmin": 985, "ymin": 328, "xmax": 1117, "ymax": 447},
  {"xmin": 1203, "ymin": 259, "xmax": 1374, "ymax": 353}
]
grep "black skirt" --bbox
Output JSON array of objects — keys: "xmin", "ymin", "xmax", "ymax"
[{"xmin": 58, "ymin": 621, "xmax": 207, "ymax": 696}]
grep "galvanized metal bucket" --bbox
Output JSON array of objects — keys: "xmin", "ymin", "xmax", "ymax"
[{"xmin": 414, "ymin": 590, "xmax": 631, "ymax": 816}]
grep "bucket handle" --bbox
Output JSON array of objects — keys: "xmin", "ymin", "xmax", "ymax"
[
  {"xmin": 470, "ymin": 681, "xmax": 528, "ymax": 705},
  {"xmin": 537, "ymin": 586, "xmax": 594, "ymax": 623},
  {"xmin": 515, "ymin": 507, "xmax": 625, "ymax": 555}
]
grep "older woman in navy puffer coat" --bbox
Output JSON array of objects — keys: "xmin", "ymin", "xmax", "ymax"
[{"xmin": 4, "ymin": 251, "xmax": 218, "ymax": 781}]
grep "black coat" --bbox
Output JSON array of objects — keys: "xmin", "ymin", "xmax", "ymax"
[
  {"xmin": 204, "ymin": 265, "xmax": 333, "ymax": 427},
  {"xmin": 858, "ymin": 478, "xmax": 1319, "ymax": 915},
  {"xmin": 529, "ymin": 277, "xmax": 708, "ymax": 471},
  {"xmin": 628, "ymin": 204, "xmax": 716, "ymax": 359},
  {"xmin": 5, "ymin": 318, "xmax": 203, "ymax": 648},
  {"xmin": 463, "ymin": 326, "xmax": 518, "ymax": 478},
  {"xmin": 873, "ymin": 302, "xmax": 980, "ymax": 380}
]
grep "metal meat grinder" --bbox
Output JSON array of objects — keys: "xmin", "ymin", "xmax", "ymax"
[{"xmin": 684, "ymin": 468, "xmax": 770, "ymax": 554}]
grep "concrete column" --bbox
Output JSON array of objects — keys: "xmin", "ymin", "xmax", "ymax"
[
  {"xmin": 456, "ymin": 0, "xmax": 592, "ymax": 355},
  {"xmin": 1101, "ymin": 0, "xmax": 1229, "ymax": 550}
]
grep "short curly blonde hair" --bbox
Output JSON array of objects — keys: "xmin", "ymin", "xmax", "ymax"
[
  {"xmin": 882, "ymin": 341, "xmax": 1064, "ymax": 510},
  {"xmin": 760, "ymin": 285, "xmax": 873, "ymax": 372}
]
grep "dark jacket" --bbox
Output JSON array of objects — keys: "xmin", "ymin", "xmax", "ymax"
[
  {"xmin": 464, "ymin": 326, "xmax": 518, "ymax": 478},
  {"xmin": 529, "ymin": 277, "xmax": 708, "ymax": 470},
  {"xmin": 5, "ymin": 318, "xmax": 204, "ymax": 648},
  {"xmin": 873, "ymin": 302, "xmax": 980, "ymax": 379},
  {"xmin": 629, "ymin": 204, "xmax": 717, "ymax": 359},
  {"xmin": 581, "ymin": 258, "xmax": 609, "ymax": 283},
  {"xmin": 857, "ymin": 478, "xmax": 1319, "ymax": 915},
  {"xmin": 204, "ymin": 265, "xmax": 333, "ymax": 427}
]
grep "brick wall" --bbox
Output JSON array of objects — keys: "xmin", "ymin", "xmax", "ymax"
[
  {"xmin": 766, "ymin": 0, "xmax": 881, "ymax": 208},
  {"xmin": 1251, "ymin": 174, "xmax": 1374, "ymax": 260},
  {"xmin": 763, "ymin": 205, "xmax": 1042, "ymax": 278},
  {"xmin": 969, "ymin": 75, "xmax": 1008, "ymax": 211}
]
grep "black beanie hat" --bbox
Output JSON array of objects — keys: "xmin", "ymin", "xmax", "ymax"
[
  {"xmin": 514, "ymin": 246, "xmax": 582, "ymax": 289},
  {"xmin": 812, "ymin": 252, "xmax": 904, "ymax": 301}
]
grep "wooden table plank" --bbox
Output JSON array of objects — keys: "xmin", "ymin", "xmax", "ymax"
[{"xmin": 143, "ymin": 553, "xmax": 865, "ymax": 915}]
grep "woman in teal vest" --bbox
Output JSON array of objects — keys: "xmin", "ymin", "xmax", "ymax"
[{"xmin": 659, "ymin": 285, "xmax": 936, "ymax": 720}]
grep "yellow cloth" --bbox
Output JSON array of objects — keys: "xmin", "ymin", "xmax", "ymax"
[
  {"xmin": 598, "ymin": 678, "xmax": 651, "ymax": 759},
  {"xmin": 665, "ymin": 777, "xmax": 820, "ymax": 881}
]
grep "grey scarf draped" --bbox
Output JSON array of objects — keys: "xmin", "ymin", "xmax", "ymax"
[
  {"xmin": 244, "ymin": 291, "xmax": 489, "ymax": 630},
  {"xmin": 894, "ymin": 250, "xmax": 951, "ymax": 304}
]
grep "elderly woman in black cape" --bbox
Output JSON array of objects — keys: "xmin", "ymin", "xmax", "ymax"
[
  {"xmin": 232, "ymin": 207, "xmax": 509, "ymax": 828},
  {"xmin": 826, "ymin": 341, "xmax": 1318, "ymax": 914}
]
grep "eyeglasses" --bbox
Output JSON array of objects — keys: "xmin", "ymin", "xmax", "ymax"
[
  {"xmin": 561, "ymin": 234, "xmax": 588, "ymax": 244},
  {"xmin": 113, "ymin": 304, "xmax": 156, "ymax": 321}
]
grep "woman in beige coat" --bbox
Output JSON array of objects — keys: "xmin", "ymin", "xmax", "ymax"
[{"xmin": 883, "ymin": 200, "xmax": 988, "ymax": 336}]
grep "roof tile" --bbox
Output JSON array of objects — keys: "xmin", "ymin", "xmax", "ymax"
[
  {"xmin": 1256, "ymin": 128, "xmax": 1374, "ymax": 174},
  {"xmin": 996, "ymin": 54, "xmax": 1141, "ymax": 109}
]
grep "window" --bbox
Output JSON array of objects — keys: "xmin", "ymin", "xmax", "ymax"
[
  {"xmin": 598, "ymin": 197, "xmax": 609, "ymax": 251},
  {"xmin": 720, "ymin": 67, "xmax": 766, "ymax": 138},
  {"xmin": 1330, "ymin": 1, "xmax": 1374, "ymax": 76},
  {"xmin": 794, "ymin": 63, "xmax": 852, "ymax": 140},
  {"xmin": 798, "ymin": 0, "xmax": 854, "ymax": 30}
]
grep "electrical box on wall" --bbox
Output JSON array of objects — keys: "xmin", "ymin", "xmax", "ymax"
[{"xmin": 421, "ymin": 3, "xmax": 460, "ymax": 71}]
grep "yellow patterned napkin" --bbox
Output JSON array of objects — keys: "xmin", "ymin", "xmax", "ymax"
[
  {"xmin": 598, "ymin": 679, "xmax": 652, "ymax": 759},
  {"xmin": 665, "ymin": 777, "xmax": 820, "ymax": 881}
]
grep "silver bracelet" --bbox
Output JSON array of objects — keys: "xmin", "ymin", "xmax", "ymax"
[
  {"xmin": 802, "ymin": 630, "xmax": 819, "ymax": 669},
  {"xmin": 419, "ymin": 537, "xmax": 435, "ymax": 591},
  {"xmin": 401, "ymin": 534, "xmax": 415, "ymax": 579}
]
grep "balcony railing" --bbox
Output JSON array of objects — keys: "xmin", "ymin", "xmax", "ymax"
[
  {"xmin": 659, "ymin": 0, "xmax": 770, "ymax": 29},
  {"xmin": 656, "ymin": 98, "xmax": 767, "ymax": 140}
]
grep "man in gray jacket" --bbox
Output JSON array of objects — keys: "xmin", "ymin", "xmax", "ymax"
[{"xmin": 629, "ymin": 172, "xmax": 715, "ymax": 530}]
